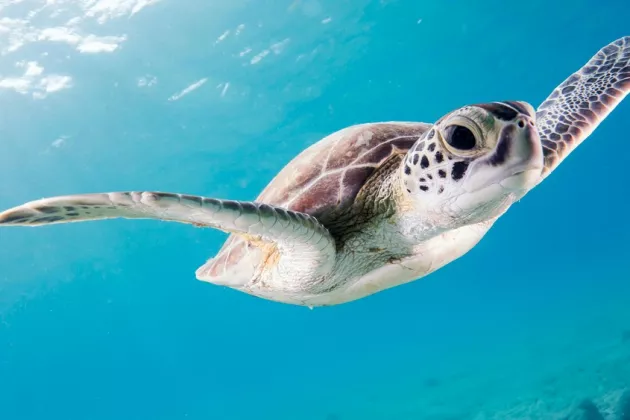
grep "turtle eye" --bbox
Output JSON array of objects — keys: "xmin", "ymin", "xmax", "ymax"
[{"xmin": 442, "ymin": 125, "xmax": 477, "ymax": 150}]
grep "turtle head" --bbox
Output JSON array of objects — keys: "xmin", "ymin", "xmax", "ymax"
[{"xmin": 401, "ymin": 101, "xmax": 544, "ymax": 228}]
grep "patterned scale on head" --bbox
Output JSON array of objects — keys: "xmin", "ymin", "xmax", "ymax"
[{"xmin": 400, "ymin": 101, "xmax": 543, "ymax": 227}]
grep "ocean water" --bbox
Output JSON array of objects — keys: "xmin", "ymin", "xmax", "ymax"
[{"xmin": 0, "ymin": 1, "xmax": 629, "ymax": 419}]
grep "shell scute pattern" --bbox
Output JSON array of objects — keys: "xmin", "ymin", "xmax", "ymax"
[
  {"xmin": 205, "ymin": 122, "xmax": 431, "ymax": 279},
  {"xmin": 261, "ymin": 123, "xmax": 429, "ymax": 216}
]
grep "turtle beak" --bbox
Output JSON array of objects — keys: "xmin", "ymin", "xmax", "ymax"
[
  {"xmin": 465, "ymin": 112, "xmax": 543, "ymax": 195},
  {"xmin": 497, "ymin": 117, "xmax": 544, "ymax": 194}
]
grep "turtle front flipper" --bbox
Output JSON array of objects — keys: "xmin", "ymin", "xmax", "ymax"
[
  {"xmin": 536, "ymin": 36, "xmax": 630, "ymax": 181},
  {"xmin": 0, "ymin": 192, "xmax": 337, "ymax": 288}
]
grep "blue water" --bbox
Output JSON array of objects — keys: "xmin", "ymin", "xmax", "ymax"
[{"xmin": 1, "ymin": 1, "xmax": 629, "ymax": 419}]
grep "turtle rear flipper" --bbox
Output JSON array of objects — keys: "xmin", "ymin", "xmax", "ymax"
[{"xmin": 0, "ymin": 191, "xmax": 337, "ymax": 288}]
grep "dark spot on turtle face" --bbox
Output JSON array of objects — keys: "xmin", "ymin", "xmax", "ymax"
[
  {"xmin": 412, "ymin": 154, "xmax": 419, "ymax": 165},
  {"xmin": 428, "ymin": 143, "xmax": 436, "ymax": 152},
  {"xmin": 64, "ymin": 206, "xmax": 75, "ymax": 211},
  {"xmin": 420, "ymin": 185, "xmax": 429, "ymax": 192},
  {"xmin": 404, "ymin": 165, "xmax": 411, "ymax": 175},
  {"xmin": 421, "ymin": 156, "xmax": 430, "ymax": 169},
  {"xmin": 427, "ymin": 174, "xmax": 433, "ymax": 180},
  {"xmin": 66, "ymin": 212, "xmax": 79, "ymax": 217},
  {"xmin": 406, "ymin": 188, "xmax": 411, "ymax": 193},
  {"xmin": 438, "ymin": 186, "xmax": 444, "ymax": 194},
  {"xmin": 549, "ymin": 133, "xmax": 561, "ymax": 141},
  {"xmin": 438, "ymin": 169, "xmax": 447, "ymax": 178},
  {"xmin": 419, "ymin": 177, "xmax": 426, "ymax": 182},
  {"xmin": 488, "ymin": 125, "xmax": 514, "ymax": 166},
  {"xmin": 452, "ymin": 161, "xmax": 469, "ymax": 181},
  {"xmin": 435, "ymin": 151, "xmax": 444, "ymax": 163},
  {"xmin": 81, "ymin": 206, "xmax": 90, "ymax": 209},
  {"xmin": 427, "ymin": 129, "xmax": 435, "ymax": 140},
  {"xmin": 415, "ymin": 141, "xmax": 425, "ymax": 152}
]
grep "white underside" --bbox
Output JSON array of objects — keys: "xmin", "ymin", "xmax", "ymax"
[
  {"xmin": 221, "ymin": 219, "xmax": 495, "ymax": 307},
  {"xmin": 331, "ymin": 221, "xmax": 494, "ymax": 304},
  {"xmin": 316, "ymin": 220, "xmax": 494, "ymax": 306}
]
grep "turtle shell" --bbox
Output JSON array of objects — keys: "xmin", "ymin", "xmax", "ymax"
[{"xmin": 199, "ymin": 122, "xmax": 431, "ymax": 281}]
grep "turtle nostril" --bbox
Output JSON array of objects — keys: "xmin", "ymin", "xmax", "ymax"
[{"xmin": 516, "ymin": 116, "xmax": 535, "ymax": 129}]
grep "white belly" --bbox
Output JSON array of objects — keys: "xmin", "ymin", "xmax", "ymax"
[{"xmin": 305, "ymin": 220, "xmax": 494, "ymax": 307}]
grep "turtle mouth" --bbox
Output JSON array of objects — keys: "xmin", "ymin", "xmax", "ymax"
[
  {"xmin": 462, "ymin": 160, "xmax": 542, "ymax": 195},
  {"xmin": 499, "ymin": 164, "xmax": 543, "ymax": 192}
]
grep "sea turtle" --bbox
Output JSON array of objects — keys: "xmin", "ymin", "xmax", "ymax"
[{"xmin": 1, "ymin": 37, "xmax": 628, "ymax": 307}]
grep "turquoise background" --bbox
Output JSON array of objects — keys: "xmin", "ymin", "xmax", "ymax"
[{"xmin": 0, "ymin": 1, "xmax": 629, "ymax": 419}]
